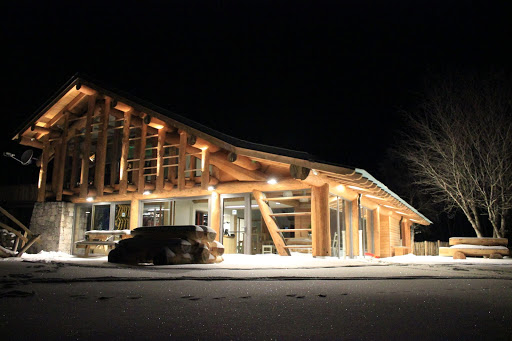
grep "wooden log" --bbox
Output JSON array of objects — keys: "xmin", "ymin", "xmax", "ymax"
[
  {"xmin": 19, "ymin": 136, "xmax": 44, "ymax": 149},
  {"xmin": 132, "ymin": 226, "xmax": 205, "ymax": 241},
  {"xmin": 110, "ymin": 129, "xmax": 121, "ymax": 187},
  {"xmin": 449, "ymin": 237, "xmax": 508, "ymax": 246},
  {"xmin": 37, "ymin": 136, "xmax": 50, "ymax": 202},
  {"xmin": 311, "ymin": 183, "xmax": 330, "ymax": 257},
  {"xmin": 156, "ymin": 127, "xmax": 167, "ymax": 192},
  {"xmin": 55, "ymin": 112, "xmax": 69, "ymax": 201},
  {"xmin": 51, "ymin": 140, "xmax": 62, "ymax": 195},
  {"xmin": 191, "ymin": 243, "xmax": 210, "ymax": 264},
  {"xmin": 111, "ymin": 99, "xmax": 132, "ymax": 112},
  {"xmin": 439, "ymin": 246, "xmax": 509, "ymax": 257},
  {"xmin": 195, "ymin": 175, "xmax": 219, "ymax": 186},
  {"xmin": 198, "ymin": 225, "xmax": 217, "ymax": 243},
  {"xmin": 0, "ymin": 222, "xmax": 28, "ymax": 243},
  {"xmin": 75, "ymin": 83, "xmax": 97, "ymax": 95},
  {"xmin": 227, "ymin": 152, "xmax": 261, "ymax": 170},
  {"xmin": 138, "ymin": 121, "xmax": 148, "ymax": 194},
  {"xmin": 290, "ymin": 164, "xmax": 311, "ymax": 180},
  {"xmin": 210, "ymin": 191, "xmax": 221, "ymax": 241},
  {"xmin": 187, "ymin": 134, "xmax": 221, "ymax": 153},
  {"xmin": 0, "ymin": 208, "xmax": 31, "ymax": 236},
  {"xmin": 253, "ymin": 190, "xmax": 291, "ymax": 256},
  {"xmin": 201, "ymin": 148, "xmax": 210, "ymax": 190},
  {"xmin": 178, "ymin": 131, "xmax": 187, "ymax": 191},
  {"xmin": 30, "ymin": 125, "xmax": 51, "ymax": 135},
  {"xmin": 80, "ymin": 95, "xmax": 96, "ymax": 198},
  {"xmin": 210, "ymin": 151, "xmax": 267, "ymax": 181},
  {"xmin": 69, "ymin": 133, "xmax": 80, "ymax": 189},
  {"xmin": 94, "ymin": 97, "xmax": 110, "ymax": 195},
  {"xmin": 119, "ymin": 111, "xmax": 132, "ymax": 195}
]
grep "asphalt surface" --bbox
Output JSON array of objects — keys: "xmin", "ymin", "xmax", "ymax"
[{"xmin": 1, "ymin": 258, "xmax": 511, "ymax": 340}]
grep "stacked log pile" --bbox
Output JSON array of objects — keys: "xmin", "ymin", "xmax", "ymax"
[{"xmin": 108, "ymin": 225, "xmax": 224, "ymax": 265}]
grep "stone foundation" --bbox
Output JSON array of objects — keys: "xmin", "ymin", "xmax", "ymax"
[{"xmin": 28, "ymin": 202, "xmax": 75, "ymax": 253}]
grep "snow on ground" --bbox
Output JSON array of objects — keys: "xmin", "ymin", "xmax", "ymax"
[
  {"xmin": 378, "ymin": 253, "xmax": 512, "ymax": 265},
  {"xmin": 2, "ymin": 250, "xmax": 511, "ymax": 268}
]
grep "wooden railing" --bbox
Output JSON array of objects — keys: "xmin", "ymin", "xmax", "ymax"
[
  {"xmin": 413, "ymin": 240, "xmax": 449, "ymax": 256},
  {"xmin": 0, "ymin": 206, "xmax": 40, "ymax": 257}
]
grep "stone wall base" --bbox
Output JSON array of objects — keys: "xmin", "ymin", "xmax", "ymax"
[{"xmin": 28, "ymin": 202, "xmax": 75, "ymax": 254}]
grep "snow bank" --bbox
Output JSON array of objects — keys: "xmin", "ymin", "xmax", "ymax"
[{"xmin": 449, "ymin": 244, "xmax": 508, "ymax": 250}]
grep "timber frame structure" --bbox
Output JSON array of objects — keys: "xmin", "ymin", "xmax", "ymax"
[{"xmin": 13, "ymin": 75, "xmax": 431, "ymax": 258}]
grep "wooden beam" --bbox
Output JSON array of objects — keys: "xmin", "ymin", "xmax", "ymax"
[
  {"xmin": 227, "ymin": 152, "xmax": 261, "ymax": 170},
  {"xmin": 129, "ymin": 198, "xmax": 139, "ymax": 230},
  {"xmin": 187, "ymin": 134, "xmax": 221, "ymax": 153},
  {"xmin": 55, "ymin": 112, "xmax": 70, "ymax": 201},
  {"xmin": 209, "ymin": 151, "xmax": 267, "ymax": 181},
  {"xmin": 37, "ymin": 136, "xmax": 50, "ymax": 202},
  {"xmin": 80, "ymin": 95, "xmax": 96, "ymax": 198},
  {"xmin": 201, "ymin": 148, "xmax": 210, "ymax": 190},
  {"xmin": 69, "ymin": 133, "xmax": 80, "ymax": 190},
  {"xmin": 156, "ymin": 127, "xmax": 167, "ymax": 192},
  {"xmin": 253, "ymin": 190, "xmax": 290, "ymax": 256},
  {"xmin": 76, "ymin": 83, "xmax": 97, "ymax": 95},
  {"xmin": 51, "ymin": 140, "xmax": 61, "ymax": 195},
  {"xmin": 119, "ymin": 111, "xmax": 132, "ymax": 195},
  {"xmin": 94, "ymin": 97, "xmax": 111, "ymax": 196},
  {"xmin": 0, "ymin": 207, "xmax": 31, "ymax": 235},
  {"xmin": 0, "ymin": 222, "xmax": 28, "ymax": 243},
  {"xmin": 138, "ymin": 121, "xmax": 148, "ymax": 194},
  {"xmin": 311, "ymin": 184, "xmax": 330, "ymax": 257},
  {"xmin": 210, "ymin": 191, "xmax": 221, "ymax": 241},
  {"xmin": 110, "ymin": 129, "xmax": 121, "ymax": 187},
  {"xmin": 46, "ymin": 93, "xmax": 86, "ymax": 128},
  {"xmin": 18, "ymin": 136, "xmax": 44, "ymax": 149},
  {"xmin": 178, "ymin": 131, "xmax": 187, "ymax": 191}
]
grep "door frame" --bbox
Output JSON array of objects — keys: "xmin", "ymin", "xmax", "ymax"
[{"xmin": 220, "ymin": 193, "xmax": 252, "ymax": 254}]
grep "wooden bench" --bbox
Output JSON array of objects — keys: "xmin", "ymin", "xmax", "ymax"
[
  {"xmin": 75, "ymin": 230, "xmax": 132, "ymax": 257},
  {"xmin": 439, "ymin": 237, "xmax": 509, "ymax": 258},
  {"xmin": 75, "ymin": 241, "xmax": 117, "ymax": 257}
]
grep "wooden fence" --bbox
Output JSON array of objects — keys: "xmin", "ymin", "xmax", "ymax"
[{"xmin": 413, "ymin": 240, "xmax": 449, "ymax": 256}]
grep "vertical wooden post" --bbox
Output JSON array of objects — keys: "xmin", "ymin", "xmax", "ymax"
[
  {"xmin": 311, "ymin": 183, "xmax": 330, "ymax": 257},
  {"xmin": 138, "ymin": 121, "xmax": 147, "ymax": 193},
  {"xmin": 51, "ymin": 140, "xmax": 61, "ymax": 195},
  {"xmin": 178, "ymin": 131, "xmax": 187, "ymax": 191},
  {"xmin": 94, "ymin": 97, "xmax": 110, "ymax": 196},
  {"xmin": 373, "ymin": 207, "xmax": 381, "ymax": 257},
  {"xmin": 110, "ymin": 129, "xmax": 121, "ymax": 187},
  {"xmin": 55, "ymin": 112, "xmax": 69, "ymax": 201},
  {"xmin": 70, "ymin": 132, "xmax": 80, "ymax": 190},
  {"xmin": 37, "ymin": 136, "xmax": 50, "ymax": 202},
  {"xmin": 80, "ymin": 95, "xmax": 96, "ymax": 198},
  {"xmin": 210, "ymin": 191, "xmax": 221, "ymax": 241},
  {"xmin": 351, "ymin": 198, "xmax": 360, "ymax": 257},
  {"xmin": 129, "ymin": 198, "xmax": 139, "ymax": 230},
  {"xmin": 424, "ymin": 240, "xmax": 427, "ymax": 256},
  {"xmin": 156, "ymin": 127, "xmax": 167, "ymax": 192},
  {"xmin": 119, "ymin": 111, "xmax": 132, "ymax": 195},
  {"xmin": 201, "ymin": 148, "xmax": 210, "ymax": 189}
]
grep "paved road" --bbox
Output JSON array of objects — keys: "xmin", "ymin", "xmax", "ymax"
[{"xmin": 1, "ymin": 260, "xmax": 511, "ymax": 340}]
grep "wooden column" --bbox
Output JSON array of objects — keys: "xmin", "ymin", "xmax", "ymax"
[
  {"xmin": 69, "ymin": 132, "xmax": 80, "ymax": 190},
  {"xmin": 403, "ymin": 219, "xmax": 412, "ymax": 250},
  {"xmin": 80, "ymin": 95, "xmax": 96, "ymax": 198},
  {"xmin": 178, "ymin": 131, "xmax": 187, "ymax": 191},
  {"xmin": 210, "ymin": 191, "xmax": 221, "ymax": 241},
  {"xmin": 119, "ymin": 111, "xmax": 132, "ymax": 195},
  {"xmin": 344, "ymin": 201, "xmax": 353, "ymax": 257},
  {"xmin": 201, "ymin": 148, "xmax": 210, "ymax": 190},
  {"xmin": 56, "ymin": 112, "xmax": 70, "ymax": 201},
  {"xmin": 311, "ymin": 183, "xmax": 330, "ymax": 257},
  {"xmin": 94, "ymin": 97, "xmax": 110, "ymax": 196},
  {"xmin": 156, "ymin": 127, "xmax": 167, "ymax": 192},
  {"xmin": 110, "ymin": 129, "xmax": 121, "ymax": 187},
  {"xmin": 129, "ymin": 198, "xmax": 139, "ymax": 230},
  {"xmin": 351, "ymin": 198, "xmax": 360, "ymax": 257},
  {"xmin": 51, "ymin": 140, "xmax": 62, "ymax": 195},
  {"xmin": 138, "ymin": 121, "xmax": 147, "ymax": 193},
  {"xmin": 373, "ymin": 207, "xmax": 381, "ymax": 257},
  {"xmin": 37, "ymin": 136, "xmax": 50, "ymax": 202}
]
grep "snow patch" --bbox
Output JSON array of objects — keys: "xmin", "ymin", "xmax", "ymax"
[{"xmin": 450, "ymin": 244, "xmax": 508, "ymax": 250}]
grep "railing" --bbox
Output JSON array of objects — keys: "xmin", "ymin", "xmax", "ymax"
[{"xmin": 413, "ymin": 240, "xmax": 449, "ymax": 256}]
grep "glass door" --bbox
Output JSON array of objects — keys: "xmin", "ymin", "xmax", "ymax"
[{"xmin": 221, "ymin": 194, "xmax": 252, "ymax": 254}]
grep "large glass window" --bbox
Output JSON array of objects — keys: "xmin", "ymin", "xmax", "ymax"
[
  {"xmin": 329, "ymin": 195, "xmax": 345, "ymax": 258},
  {"xmin": 141, "ymin": 198, "xmax": 209, "ymax": 227}
]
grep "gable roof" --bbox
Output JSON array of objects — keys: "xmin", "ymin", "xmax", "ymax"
[{"xmin": 13, "ymin": 74, "xmax": 432, "ymax": 225}]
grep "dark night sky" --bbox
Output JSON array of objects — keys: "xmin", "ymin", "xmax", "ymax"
[{"xmin": 1, "ymin": 1, "xmax": 511, "ymax": 186}]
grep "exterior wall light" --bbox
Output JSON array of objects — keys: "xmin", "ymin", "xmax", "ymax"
[
  {"xmin": 86, "ymin": 197, "xmax": 94, "ymax": 202},
  {"xmin": 143, "ymin": 190, "xmax": 151, "ymax": 195},
  {"xmin": 267, "ymin": 178, "xmax": 278, "ymax": 185},
  {"xmin": 207, "ymin": 185, "xmax": 215, "ymax": 191}
]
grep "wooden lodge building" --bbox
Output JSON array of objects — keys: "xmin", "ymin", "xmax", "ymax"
[{"xmin": 13, "ymin": 75, "xmax": 431, "ymax": 258}]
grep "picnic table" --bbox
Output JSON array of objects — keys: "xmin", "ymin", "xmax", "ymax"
[{"xmin": 75, "ymin": 229, "xmax": 132, "ymax": 257}]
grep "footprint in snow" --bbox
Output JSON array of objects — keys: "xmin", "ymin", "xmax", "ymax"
[
  {"xmin": 188, "ymin": 297, "xmax": 201, "ymax": 301},
  {"xmin": 286, "ymin": 294, "xmax": 297, "ymax": 297},
  {"xmin": 317, "ymin": 294, "xmax": 327, "ymax": 298},
  {"xmin": 0, "ymin": 290, "xmax": 35, "ymax": 298},
  {"xmin": 239, "ymin": 296, "xmax": 251, "ymax": 299},
  {"xmin": 70, "ymin": 294, "xmax": 87, "ymax": 299},
  {"xmin": 181, "ymin": 295, "xmax": 194, "ymax": 299},
  {"xmin": 296, "ymin": 296, "xmax": 305, "ymax": 299},
  {"xmin": 98, "ymin": 296, "xmax": 114, "ymax": 300},
  {"xmin": 212, "ymin": 297, "xmax": 226, "ymax": 300},
  {"xmin": 127, "ymin": 296, "xmax": 142, "ymax": 300}
]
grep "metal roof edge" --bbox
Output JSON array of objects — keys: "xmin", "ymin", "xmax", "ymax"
[{"xmin": 355, "ymin": 168, "xmax": 433, "ymax": 224}]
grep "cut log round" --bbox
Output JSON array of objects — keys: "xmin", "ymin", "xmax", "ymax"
[
  {"xmin": 192, "ymin": 243, "xmax": 210, "ymax": 264},
  {"xmin": 290, "ymin": 164, "xmax": 310, "ymax": 180},
  {"xmin": 489, "ymin": 253, "xmax": 503, "ymax": 259},
  {"xmin": 144, "ymin": 114, "xmax": 151, "ymax": 125},
  {"xmin": 187, "ymin": 134, "xmax": 197, "ymax": 146},
  {"xmin": 198, "ymin": 225, "xmax": 217, "ymax": 243},
  {"xmin": 153, "ymin": 247, "xmax": 176, "ymax": 265},
  {"xmin": 453, "ymin": 251, "xmax": 466, "ymax": 259},
  {"xmin": 227, "ymin": 152, "xmax": 237, "ymax": 162}
]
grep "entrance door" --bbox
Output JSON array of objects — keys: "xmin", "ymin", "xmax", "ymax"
[{"xmin": 221, "ymin": 194, "xmax": 252, "ymax": 254}]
